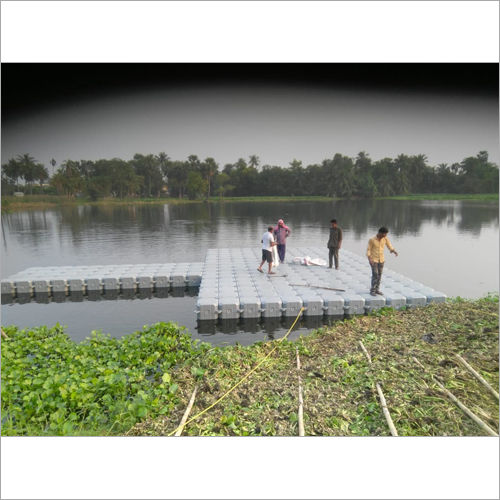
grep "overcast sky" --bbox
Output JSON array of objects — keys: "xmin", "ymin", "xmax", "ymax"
[{"xmin": 2, "ymin": 65, "xmax": 498, "ymax": 168}]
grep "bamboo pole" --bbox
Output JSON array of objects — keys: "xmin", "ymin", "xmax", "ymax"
[
  {"xmin": 412, "ymin": 356, "xmax": 498, "ymax": 437},
  {"xmin": 358, "ymin": 340, "xmax": 372, "ymax": 364},
  {"xmin": 1, "ymin": 328, "xmax": 8, "ymax": 340},
  {"xmin": 174, "ymin": 386, "xmax": 198, "ymax": 437},
  {"xmin": 296, "ymin": 347, "xmax": 305, "ymax": 437},
  {"xmin": 454, "ymin": 354, "xmax": 499, "ymax": 401},
  {"xmin": 358, "ymin": 341, "xmax": 398, "ymax": 436},
  {"xmin": 290, "ymin": 284, "xmax": 345, "ymax": 292},
  {"xmin": 375, "ymin": 383, "xmax": 399, "ymax": 437}
]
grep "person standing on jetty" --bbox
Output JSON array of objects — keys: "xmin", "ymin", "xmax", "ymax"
[
  {"xmin": 327, "ymin": 219, "xmax": 343, "ymax": 269},
  {"xmin": 257, "ymin": 226, "xmax": 278, "ymax": 275},
  {"xmin": 366, "ymin": 226, "xmax": 398, "ymax": 296},
  {"xmin": 274, "ymin": 219, "xmax": 291, "ymax": 263}
]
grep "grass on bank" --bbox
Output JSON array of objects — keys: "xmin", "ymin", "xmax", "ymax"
[
  {"xmin": 378, "ymin": 193, "xmax": 499, "ymax": 202},
  {"xmin": 2, "ymin": 193, "xmax": 498, "ymax": 212},
  {"xmin": 2, "ymin": 296, "xmax": 498, "ymax": 437}
]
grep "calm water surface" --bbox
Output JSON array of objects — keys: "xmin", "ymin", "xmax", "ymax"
[{"xmin": 1, "ymin": 200, "xmax": 498, "ymax": 344}]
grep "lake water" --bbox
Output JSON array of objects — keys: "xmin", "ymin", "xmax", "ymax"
[{"xmin": 1, "ymin": 199, "xmax": 498, "ymax": 344}]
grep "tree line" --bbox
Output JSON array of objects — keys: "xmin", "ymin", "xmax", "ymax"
[{"xmin": 2, "ymin": 151, "xmax": 498, "ymax": 199}]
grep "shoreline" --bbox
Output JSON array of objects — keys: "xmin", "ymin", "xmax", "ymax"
[
  {"xmin": 2, "ymin": 295, "xmax": 498, "ymax": 437},
  {"xmin": 2, "ymin": 193, "xmax": 498, "ymax": 212}
]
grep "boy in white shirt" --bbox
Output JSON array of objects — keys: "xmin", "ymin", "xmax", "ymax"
[{"xmin": 257, "ymin": 226, "xmax": 277, "ymax": 275}]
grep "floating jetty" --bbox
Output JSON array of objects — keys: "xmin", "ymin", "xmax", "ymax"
[
  {"xmin": 1, "ymin": 262, "xmax": 204, "ymax": 296},
  {"xmin": 196, "ymin": 247, "xmax": 446, "ymax": 320},
  {"xmin": 2, "ymin": 247, "xmax": 446, "ymax": 320}
]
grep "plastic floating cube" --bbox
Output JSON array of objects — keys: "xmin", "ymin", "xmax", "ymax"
[
  {"xmin": 260, "ymin": 298, "xmax": 282, "ymax": 317},
  {"xmin": 1, "ymin": 280, "xmax": 15, "ymax": 296},
  {"xmin": 218, "ymin": 297, "xmax": 240, "ymax": 319},
  {"xmin": 239, "ymin": 296, "xmax": 261, "ymax": 319},
  {"xmin": 197, "ymin": 298, "xmax": 219, "ymax": 320},
  {"xmin": 137, "ymin": 276, "xmax": 153, "ymax": 290},
  {"xmin": 341, "ymin": 293, "xmax": 365, "ymax": 315},
  {"xmin": 102, "ymin": 277, "xmax": 119, "ymax": 291},
  {"xmin": 86, "ymin": 278, "xmax": 102, "ymax": 292},
  {"xmin": 281, "ymin": 296, "xmax": 303, "ymax": 317}
]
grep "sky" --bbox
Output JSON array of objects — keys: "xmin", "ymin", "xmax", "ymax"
[{"xmin": 2, "ymin": 64, "xmax": 499, "ymax": 169}]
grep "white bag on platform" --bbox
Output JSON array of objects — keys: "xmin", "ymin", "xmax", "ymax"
[
  {"xmin": 292, "ymin": 255, "xmax": 327, "ymax": 267},
  {"xmin": 272, "ymin": 245, "xmax": 280, "ymax": 267}
]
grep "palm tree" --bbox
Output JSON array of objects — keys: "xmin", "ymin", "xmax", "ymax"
[
  {"xmin": 50, "ymin": 158, "xmax": 57, "ymax": 177},
  {"xmin": 132, "ymin": 154, "xmax": 162, "ymax": 197},
  {"xmin": 394, "ymin": 154, "xmax": 411, "ymax": 194},
  {"xmin": 202, "ymin": 157, "xmax": 218, "ymax": 199},
  {"xmin": 187, "ymin": 155, "xmax": 200, "ymax": 168},
  {"xmin": 16, "ymin": 154, "xmax": 37, "ymax": 194},
  {"xmin": 52, "ymin": 160, "xmax": 83, "ymax": 198},
  {"xmin": 157, "ymin": 152, "xmax": 170, "ymax": 181},
  {"xmin": 35, "ymin": 163, "xmax": 49, "ymax": 187},
  {"xmin": 289, "ymin": 159, "xmax": 302, "ymax": 169},
  {"xmin": 235, "ymin": 158, "xmax": 247, "ymax": 170},
  {"xmin": 157, "ymin": 152, "xmax": 169, "ymax": 167},
  {"xmin": 78, "ymin": 160, "xmax": 93, "ymax": 181},
  {"xmin": 2, "ymin": 158, "xmax": 19, "ymax": 190},
  {"xmin": 248, "ymin": 155, "xmax": 260, "ymax": 170},
  {"xmin": 409, "ymin": 154, "xmax": 428, "ymax": 192}
]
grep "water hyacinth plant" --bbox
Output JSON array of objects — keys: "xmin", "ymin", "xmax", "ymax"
[
  {"xmin": 1, "ymin": 322, "xmax": 211, "ymax": 435},
  {"xmin": 2, "ymin": 296, "xmax": 499, "ymax": 437}
]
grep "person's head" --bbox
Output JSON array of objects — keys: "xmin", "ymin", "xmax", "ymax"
[
  {"xmin": 278, "ymin": 219, "xmax": 284, "ymax": 227},
  {"xmin": 330, "ymin": 219, "xmax": 337, "ymax": 228},
  {"xmin": 377, "ymin": 226, "xmax": 389, "ymax": 239},
  {"xmin": 268, "ymin": 226, "xmax": 274, "ymax": 232}
]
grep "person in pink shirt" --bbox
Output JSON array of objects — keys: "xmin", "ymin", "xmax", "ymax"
[{"xmin": 274, "ymin": 219, "xmax": 291, "ymax": 263}]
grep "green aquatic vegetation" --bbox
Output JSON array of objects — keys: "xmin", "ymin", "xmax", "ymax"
[
  {"xmin": 3, "ymin": 296, "xmax": 499, "ymax": 436},
  {"xmin": 1, "ymin": 323, "xmax": 211, "ymax": 435}
]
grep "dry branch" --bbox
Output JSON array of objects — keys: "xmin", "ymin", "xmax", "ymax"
[
  {"xmin": 412, "ymin": 356, "xmax": 499, "ymax": 437},
  {"xmin": 359, "ymin": 341, "xmax": 398, "ymax": 436},
  {"xmin": 358, "ymin": 340, "xmax": 372, "ymax": 364},
  {"xmin": 1, "ymin": 328, "xmax": 8, "ymax": 340},
  {"xmin": 174, "ymin": 386, "xmax": 198, "ymax": 437},
  {"xmin": 454, "ymin": 354, "xmax": 499, "ymax": 401},
  {"xmin": 296, "ymin": 347, "xmax": 305, "ymax": 437},
  {"xmin": 375, "ymin": 383, "xmax": 399, "ymax": 437},
  {"xmin": 290, "ymin": 284, "xmax": 345, "ymax": 292}
]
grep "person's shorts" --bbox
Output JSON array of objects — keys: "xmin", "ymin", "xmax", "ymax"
[{"xmin": 262, "ymin": 249, "xmax": 273, "ymax": 263}]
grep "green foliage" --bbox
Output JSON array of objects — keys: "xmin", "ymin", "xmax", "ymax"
[
  {"xmin": 3, "ymin": 298, "xmax": 498, "ymax": 437},
  {"xmin": 369, "ymin": 306, "xmax": 396, "ymax": 317},
  {"xmin": 186, "ymin": 171, "xmax": 207, "ymax": 200},
  {"xmin": 1, "ymin": 154, "xmax": 49, "ymax": 194},
  {"xmin": 2, "ymin": 150, "xmax": 497, "ymax": 204},
  {"xmin": 131, "ymin": 154, "xmax": 163, "ymax": 198},
  {"xmin": 1, "ymin": 323, "xmax": 211, "ymax": 436},
  {"xmin": 51, "ymin": 161, "xmax": 84, "ymax": 198}
]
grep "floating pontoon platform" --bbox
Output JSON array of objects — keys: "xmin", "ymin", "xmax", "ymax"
[{"xmin": 1, "ymin": 247, "xmax": 446, "ymax": 319}]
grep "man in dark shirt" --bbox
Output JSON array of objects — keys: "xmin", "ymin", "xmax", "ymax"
[{"xmin": 327, "ymin": 219, "xmax": 343, "ymax": 270}]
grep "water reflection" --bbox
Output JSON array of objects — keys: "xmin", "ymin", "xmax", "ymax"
[
  {"xmin": 197, "ymin": 315, "xmax": 343, "ymax": 341},
  {"xmin": 3, "ymin": 200, "xmax": 498, "ymax": 274},
  {"xmin": 1, "ymin": 199, "xmax": 498, "ymax": 343}
]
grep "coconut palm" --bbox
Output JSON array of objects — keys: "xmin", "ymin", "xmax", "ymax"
[
  {"xmin": 201, "ymin": 157, "xmax": 218, "ymax": 199},
  {"xmin": 50, "ymin": 158, "xmax": 57, "ymax": 177},
  {"xmin": 248, "ymin": 155, "xmax": 260, "ymax": 170},
  {"xmin": 16, "ymin": 154, "xmax": 38, "ymax": 194}
]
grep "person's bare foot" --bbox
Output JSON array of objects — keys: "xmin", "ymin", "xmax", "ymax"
[
  {"xmin": 268, "ymin": 271, "xmax": 276, "ymax": 275},
  {"xmin": 257, "ymin": 268, "xmax": 263, "ymax": 273}
]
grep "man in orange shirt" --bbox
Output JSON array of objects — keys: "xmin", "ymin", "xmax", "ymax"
[{"xmin": 366, "ymin": 227, "xmax": 398, "ymax": 296}]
